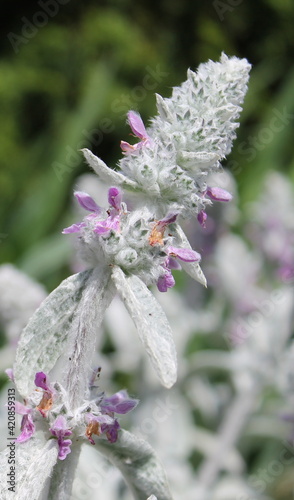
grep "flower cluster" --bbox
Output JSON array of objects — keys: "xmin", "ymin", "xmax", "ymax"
[
  {"xmin": 12, "ymin": 370, "xmax": 138, "ymax": 460},
  {"xmin": 63, "ymin": 186, "xmax": 201, "ymax": 291}
]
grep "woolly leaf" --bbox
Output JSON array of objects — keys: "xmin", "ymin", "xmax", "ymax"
[
  {"xmin": 81, "ymin": 148, "xmax": 139, "ymax": 191},
  {"xmin": 0, "ymin": 437, "xmax": 58, "ymax": 500},
  {"xmin": 96, "ymin": 430, "xmax": 173, "ymax": 500},
  {"xmin": 112, "ymin": 267, "xmax": 177, "ymax": 388},
  {"xmin": 14, "ymin": 270, "xmax": 93, "ymax": 397},
  {"xmin": 173, "ymin": 225, "xmax": 207, "ymax": 287},
  {"xmin": 65, "ymin": 267, "xmax": 115, "ymax": 408}
]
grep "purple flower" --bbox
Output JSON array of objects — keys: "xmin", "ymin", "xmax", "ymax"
[
  {"xmin": 206, "ymin": 186, "xmax": 233, "ymax": 202},
  {"xmin": 121, "ymin": 110, "xmax": 152, "ymax": 153},
  {"xmin": 35, "ymin": 372, "xmax": 51, "ymax": 391},
  {"xmin": 167, "ymin": 246, "xmax": 201, "ymax": 262},
  {"xmin": 62, "ymin": 187, "xmax": 123, "ymax": 237},
  {"xmin": 5, "ymin": 368, "xmax": 14, "ymax": 382},
  {"xmin": 157, "ymin": 246, "xmax": 201, "ymax": 292},
  {"xmin": 157, "ymin": 269, "xmax": 176, "ymax": 293},
  {"xmin": 149, "ymin": 212, "xmax": 179, "ymax": 246},
  {"xmin": 101, "ymin": 390, "xmax": 139, "ymax": 414},
  {"xmin": 101, "ymin": 419, "xmax": 120, "ymax": 443},
  {"xmin": 85, "ymin": 413, "xmax": 115, "ymax": 445},
  {"xmin": 15, "ymin": 402, "xmax": 35, "ymax": 443},
  {"xmin": 197, "ymin": 210, "xmax": 207, "ymax": 228},
  {"xmin": 94, "ymin": 214, "xmax": 120, "ymax": 235},
  {"xmin": 86, "ymin": 390, "xmax": 138, "ymax": 444},
  {"xmin": 34, "ymin": 372, "xmax": 54, "ymax": 417},
  {"xmin": 108, "ymin": 187, "xmax": 122, "ymax": 211},
  {"xmin": 50, "ymin": 416, "xmax": 72, "ymax": 460},
  {"xmin": 74, "ymin": 191, "xmax": 102, "ymax": 213}
]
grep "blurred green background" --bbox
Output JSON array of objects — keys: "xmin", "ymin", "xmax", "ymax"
[{"xmin": 1, "ymin": 0, "xmax": 294, "ymax": 290}]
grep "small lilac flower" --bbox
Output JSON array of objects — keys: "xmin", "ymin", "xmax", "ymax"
[
  {"xmin": 206, "ymin": 186, "xmax": 233, "ymax": 202},
  {"xmin": 35, "ymin": 372, "xmax": 51, "ymax": 391},
  {"xmin": 157, "ymin": 246, "xmax": 201, "ymax": 292},
  {"xmin": 149, "ymin": 212, "xmax": 179, "ymax": 246},
  {"xmin": 101, "ymin": 419, "xmax": 120, "ymax": 443},
  {"xmin": 157, "ymin": 269, "xmax": 176, "ymax": 293},
  {"xmin": 5, "ymin": 368, "xmax": 14, "ymax": 382},
  {"xmin": 62, "ymin": 222, "xmax": 86, "ymax": 234},
  {"xmin": 50, "ymin": 416, "xmax": 72, "ymax": 460},
  {"xmin": 167, "ymin": 246, "xmax": 201, "ymax": 262},
  {"xmin": 108, "ymin": 187, "xmax": 122, "ymax": 211},
  {"xmin": 63, "ymin": 187, "xmax": 123, "ymax": 237},
  {"xmin": 85, "ymin": 413, "xmax": 114, "ymax": 445},
  {"xmin": 34, "ymin": 371, "xmax": 54, "ymax": 417},
  {"xmin": 15, "ymin": 402, "xmax": 35, "ymax": 443},
  {"xmin": 74, "ymin": 191, "xmax": 102, "ymax": 213},
  {"xmin": 101, "ymin": 390, "xmax": 139, "ymax": 414},
  {"xmin": 121, "ymin": 110, "xmax": 152, "ymax": 153},
  {"xmin": 94, "ymin": 214, "xmax": 120, "ymax": 235},
  {"xmin": 197, "ymin": 210, "xmax": 208, "ymax": 228}
]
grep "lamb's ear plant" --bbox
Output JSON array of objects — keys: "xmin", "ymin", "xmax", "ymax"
[{"xmin": 0, "ymin": 54, "xmax": 250, "ymax": 500}]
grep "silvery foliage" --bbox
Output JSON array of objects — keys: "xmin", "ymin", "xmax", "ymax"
[
  {"xmin": 0, "ymin": 264, "xmax": 47, "ymax": 371},
  {"xmin": 0, "ymin": 54, "xmax": 250, "ymax": 500}
]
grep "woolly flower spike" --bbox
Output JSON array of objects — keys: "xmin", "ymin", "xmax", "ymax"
[
  {"xmin": 117, "ymin": 53, "xmax": 250, "ymax": 217},
  {"xmin": 121, "ymin": 110, "xmax": 152, "ymax": 153},
  {"xmin": 49, "ymin": 416, "xmax": 72, "ymax": 460}
]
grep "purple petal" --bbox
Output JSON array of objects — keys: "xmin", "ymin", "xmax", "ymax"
[
  {"xmin": 197, "ymin": 210, "xmax": 207, "ymax": 227},
  {"xmin": 50, "ymin": 416, "xmax": 72, "ymax": 460},
  {"xmin": 62, "ymin": 222, "xmax": 85, "ymax": 234},
  {"xmin": 50, "ymin": 416, "xmax": 72, "ymax": 438},
  {"xmin": 94, "ymin": 215, "xmax": 120, "ymax": 235},
  {"xmin": 101, "ymin": 390, "xmax": 139, "ymax": 414},
  {"xmin": 101, "ymin": 419, "xmax": 120, "ymax": 443},
  {"xmin": 157, "ymin": 269, "xmax": 175, "ymax": 292},
  {"xmin": 14, "ymin": 401, "xmax": 31, "ymax": 416},
  {"xmin": 157, "ymin": 212, "xmax": 179, "ymax": 227},
  {"xmin": 16, "ymin": 414, "xmax": 35, "ymax": 443},
  {"xmin": 58, "ymin": 438, "xmax": 72, "ymax": 460},
  {"xmin": 34, "ymin": 372, "xmax": 50, "ymax": 391},
  {"xmin": 5, "ymin": 368, "xmax": 14, "ymax": 381},
  {"xmin": 120, "ymin": 140, "xmax": 137, "ymax": 153},
  {"xmin": 168, "ymin": 246, "xmax": 201, "ymax": 262},
  {"xmin": 108, "ymin": 187, "xmax": 122, "ymax": 211},
  {"xmin": 166, "ymin": 256, "xmax": 181, "ymax": 270},
  {"xmin": 86, "ymin": 413, "xmax": 114, "ymax": 426},
  {"xmin": 127, "ymin": 110, "xmax": 147, "ymax": 139},
  {"xmin": 206, "ymin": 186, "xmax": 233, "ymax": 202},
  {"xmin": 74, "ymin": 191, "xmax": 102, "ymax": 213}
]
